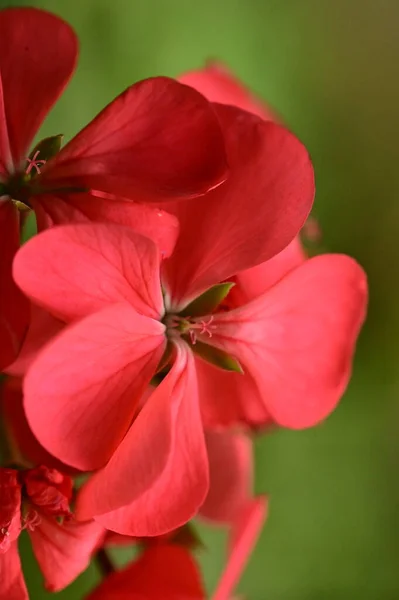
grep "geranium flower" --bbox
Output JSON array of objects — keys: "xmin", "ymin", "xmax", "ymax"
[
  {"xmin": 0, "ymin": 7, "xmax": 228, "ymax": 370},
  {"xmin": 87, "ymin": 498, "xmax": 267, "ymax": 600},
  {"xmin": 0, "ymin": 466, "xmax": 103, "ymax": 599},
  {"xmin": 13, "ymin": 102, "xmax": 314, "ymax": 535}
]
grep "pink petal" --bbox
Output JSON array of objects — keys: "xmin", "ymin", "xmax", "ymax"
[
  {"xmin": 209, "ymin": 255, "xmax": 368, "ymax": 429},
  {"xmin": 162, "ymin": 104, "xmax": 314, "ymax": 309},
  {"xmin": 0, "ymin": 543, "xmax": 28, "ymax": 600},
  {"xmin": 23, "ymin": 302, "xmax": 165, "ymax": 469},
  {"xmin": 228, "ymin": 236, "xmax": 306, "ymax": 307},
  {"xmin": 29, "ymin": 516, "xmax": 103, "ymax": 592},
  {"xmin": 13, "ymin": 223, "xmax": 164, "ymax": 322},
  {"xmin": 179, "ymin": 61, "xmax": 276, "ymax": 121},
  {"xmin": 212, "ymin": 497, "xmax": 268, "ymax": 600},
  {"xmin": 77, "ymin": 343, "xmax": 209, "ymax": 537},
  {"xmin": 0, "ymin": 202, "xmax": 29, "ymax": 371},
  {"xmin": 32, "ymin": 191, "xmax": 179, "ymax": 258},
  {"xmin": 0, "ymin": 7, "xmax": 77, "ymax": 168},
  {"xmin": 199, "ymin": 431, "xmax": 252, "ymax": 525},
  {"xmin": 39, "ymin": 77, "xmax": 228, "ymax": 201},
  {"xmin": 88, "ymin": 545, "xmax": 205, "ymax": 599}
]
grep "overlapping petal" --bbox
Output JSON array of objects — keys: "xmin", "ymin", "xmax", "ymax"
[
  {"xmin": 212, "ymin": 497, "xmax": 268, "ymax": 600},
  {"xmin": 0, "ymin": 203, "xmax": 29, "ymax": 371},
  {"xmin": 88, "ymin": 545, "xmax": 205, "ymax": 600},
  {"xmin": 199, "ymin": 431, "xmax": 252, "ymax": 524},
  {"xmin": 77, "ymin": 344, "xmax": 209, "ymax": 537},
  {"xmin": 180, "ymin": 61, "xmax": 275, "ymax": 121},
  {"xmin": 13, "ymin": 223, "xmax": 164, "ymax": 322},
  {"xmin": 162, "ymin": 104, "xmax": 314, "ymax": 309},
  {"xmin": 207, "ymin": 255, "xmax": 368, "ymax": 428},
  {"xmin": 39, "ymin": 78, "xmax": 228, "ymax": 201},
  {"xmin": 32, "ymin": 191, "xmax": 179, "ymax": 257},
  {"xmin": 29, "ymin": 517, "xmax": 103, "ymax": 592},
  {"xmin": 0, "ymin": 7, "xmax": 78, "ymax": 169},
  {"xmin": 0, "ymin": 543, "xmax": 27, "ymax": 600},
  {"xmin": 23, "ymin": 302, "xmax": 166, "ymax": 470}
]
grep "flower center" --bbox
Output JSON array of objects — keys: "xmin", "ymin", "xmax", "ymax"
[{"xmin": 164, "ymin": 314, "xmax": 217, "ymax": 346}]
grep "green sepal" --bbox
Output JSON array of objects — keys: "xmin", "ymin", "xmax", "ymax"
[
  {"xmin": 172, "ymin": 522, "xmax": 206, "ymax": 550},
  {"xmin": 28, "ymin": 134, "xmax": 64, "ymax": 163},
  {"xmin": 190, "ymin": 339, "xmax": 243, "ymax": 373},
  {"xmin": 180, "ymin": 282, "xmax": 235, "ymax": 317}
]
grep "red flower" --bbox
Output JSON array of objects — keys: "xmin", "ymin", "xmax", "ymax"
[
  {"xmin": 87, "ymin": 498, "xmax": 267, "ymax": 600},
  {"xmin": 0, "ymin": 466, "xmax": 103, "ymax": 599},
  {"xmin": 0, "ymin": 7, "xmax": 228, "ymax": 370},
  {"xmin": 13, "ymin": 103, "xmax": 314, "ymax": 535}
]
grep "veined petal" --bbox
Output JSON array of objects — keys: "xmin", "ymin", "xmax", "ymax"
[
  {"xmin": 212, "ymin": 497, "xmax": 268, "ymax": 600},
  {"xmin": 77, "ymin": 344, "xmax": 209, "ymax": 537},
  {"xmin": 32, "ymin": 191, "xmax": 179, "ymax": 258},
  {"xmin": 29, "ymin": 516, "xmax": 103, "ymax": 592},
  {"xmin": 0, "ymin": 202, "xmax": 29, "ymax": 371},
  {"xmin": 208, "ymin": 255, "xmax": 368, "ymax": 429},
  {"xmin": 39, "ymin": 77, "xmax": 228, "ymax": 201},
  {"xmin": 162, "ymin": 104, "xmax": 314, "ymax": 309},
  {"xmin": 13, "ymin": 223, "xmax": 164, "ymax": 322},
  {"xmin": 179, "ymin": 61, "xmax": 276, "ymax": 121},
  {"xmin": 0, "ymin": 8, "xmax": 77, "ymax": 168},
  {"xmin": 0, "ymin": 542, "xmax": 28, "ymax": 600},
  {"xmin": 199, "ymin": 431, "xmax": 253, "ymax": 525},
  {"xmin": 87, "ymin": 545, "xmax": 205, "ymax": 600},
  {"xmin": 23, "ymin": 302, "xmax": 165, "ymax": 470}
]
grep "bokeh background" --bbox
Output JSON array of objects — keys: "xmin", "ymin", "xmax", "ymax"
[{"xmin": 2, "ymin": 0, "xmax": 399, "ymax": 598}]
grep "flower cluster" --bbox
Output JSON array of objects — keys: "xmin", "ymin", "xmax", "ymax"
[{"xmin": 0, "ymin": 7, "xmax": 367, "ymax": 599}]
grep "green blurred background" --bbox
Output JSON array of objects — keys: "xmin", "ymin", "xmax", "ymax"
[{"xmin": 3, "ymin": 0, "xmax": 399, "ymax": 598}]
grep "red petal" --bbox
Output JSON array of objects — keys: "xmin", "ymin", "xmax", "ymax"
[
  {"xmin": 195, "ymin": 355, "xmax": 271, "ymax": 429},
  {"xmin": 14, "ymin": 223, "xmax": 164, "ymax": 322},
  {"xmin": 199, "ymin": 431, "xmax": 252, "ymax": 525},
  {"xmin": 162, "ymin": 104, "xmax": 314, "ymax": 309},
  {"xmin": 0, "ymin": 7, "xmax": 77, "ymax": 168},
  {"xmin": 0, "ymin": 202, "xmax": 29, "ymax": 371},
  {"xmin": 40, "ymin": 77, "xmax": 228, "ymax": 201},
  {"xmin": 77, "ymin": 344, "xmax": 209, "ymax": 537},
  {"xmin": 0, "ymin": 542, "xmax": 28, "ymax": 600},
  {"xmin": 209, "ymin": 255, "xmax": 368, "ymax": 428},
  {"xmin": 212, "ymin": 497, "xmax": 268, "ymax": 600},
  {"xmin": 1, "ymin": 378, "xmax": 78, "ymax": 474},
  {"xmin": 29, "ymin": 516, "xmax": 103, "ymax": 592},
  {"xmin": 228, "ymin": 236, "xmax": 306, "ymax": 307},
  {"xmin": 180, "ymin": 61, "xmax": 276, "ymax": 121},
  {"xmin": 32, "ymin": 191, "xmax": 179, "ymax": 258},
  {"xmin": 88, "ymin": 545, "xmax": 205, "ymax": 600},
  {"xmin": 23, "ymin": 303, "xmax": 165, "ymax": 469}
]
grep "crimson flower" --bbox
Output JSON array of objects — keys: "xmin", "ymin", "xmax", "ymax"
[
  {"xmin": 0, "ymin": 466, "xmax": 103, "ymax": 599},
  {"xmin": 0, "ymin": 7, "xmax": 228, "ymax": 370},
  {"xmin": 13, "ymin": 102, "xmax": 314, "ymax": 535}
]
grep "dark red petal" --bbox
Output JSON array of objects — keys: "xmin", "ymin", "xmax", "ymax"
[
  {"xmin": 40, "ymin": 77, "xmax": 228, "ymax": 201},
  {"xmin": 162, "ymin": 104, "xmax": 314, "ymax": 309},
  {"xmin": 88, "ymin": 545, "xmax": 205, "ymax": 600},
  {"xmin": 0, "ymin": 202, "xmax": 29, "ymax": 371},
  {"xmin": 0, "ymin": 8, "xmax": 77, "ymax": 168}
]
